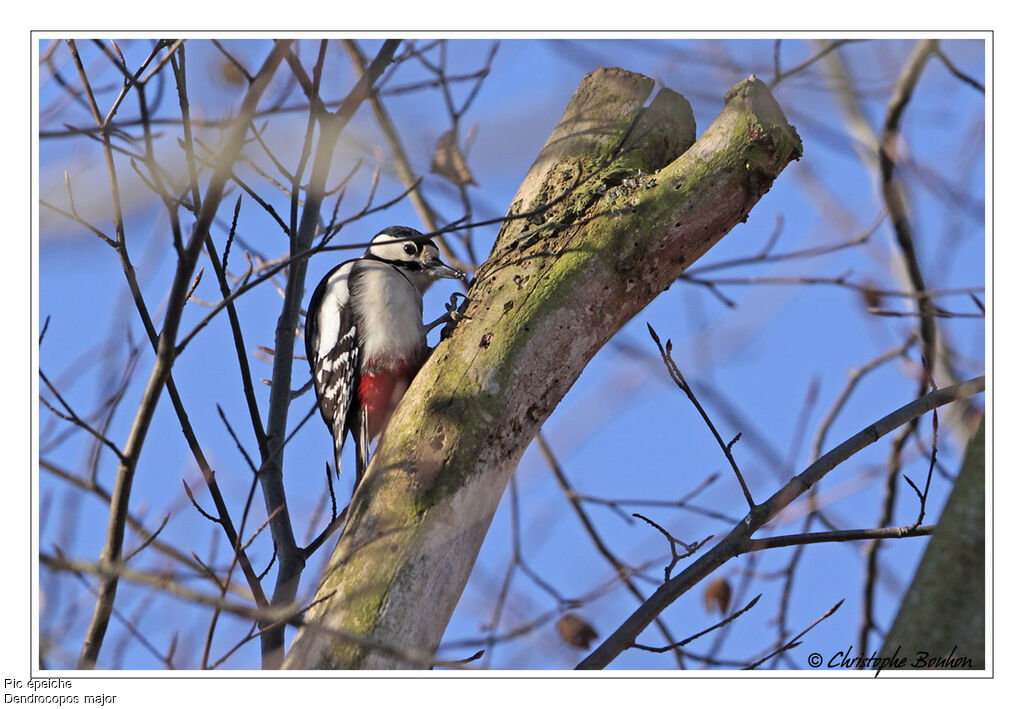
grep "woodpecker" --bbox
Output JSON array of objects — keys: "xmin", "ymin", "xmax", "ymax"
[{"xmin": 305, "ymin": 226, "xmax": 463, "ymax": 487}]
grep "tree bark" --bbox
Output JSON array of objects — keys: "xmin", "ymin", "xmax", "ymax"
[
  {"xmin": 881, "ymin": 418, "xmax": 986, "ymax": 669},
  {"xmin": 283, "ymin": 67, "xmax": 802, "ymax": 670}
]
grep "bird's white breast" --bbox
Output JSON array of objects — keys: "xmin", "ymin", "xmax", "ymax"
[{"xmin": 350, "ymin": 261, "xmax": 426, "ymax": 368}]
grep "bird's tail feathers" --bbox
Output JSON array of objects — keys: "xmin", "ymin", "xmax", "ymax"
[
  {"xmin": 354, "ymin": 407, "xmax": 370, "ymax": 492},
  {"xmin": 333, "ymin": 444, "xmax": 344, "ymax": 479},
  {"xmin": 331, "ymin": 415, "xmax": 347, "ymax": 479}
]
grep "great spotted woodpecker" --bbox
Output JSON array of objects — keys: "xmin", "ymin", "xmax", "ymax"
[{"xmin": 304, "ymin": 226, "xmax": 463, "ymax": 486}]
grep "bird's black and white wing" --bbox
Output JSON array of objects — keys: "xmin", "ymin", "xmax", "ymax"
[{"xmin": 305, "ymin": 261, "xmax": 359, "ymax": 478}]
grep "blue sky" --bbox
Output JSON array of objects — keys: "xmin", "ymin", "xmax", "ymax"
[{"xmin": 36, "ymin": 37, "xmax": 986, "ymax": 670}]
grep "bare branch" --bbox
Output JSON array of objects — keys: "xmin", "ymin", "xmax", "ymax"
[
  {"xmin": 577, "ymin": 376, "xmax": 982, "ymax": 668},
  {"xmin": 744, "ymin": 525, "xmax": 934, "ymax": 553}
]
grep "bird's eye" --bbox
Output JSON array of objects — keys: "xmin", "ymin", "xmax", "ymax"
[{"xmin": 403, "ymin": 243, "xmax": 417, "ymax": 255}]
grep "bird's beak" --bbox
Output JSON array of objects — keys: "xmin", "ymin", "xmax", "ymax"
[{"xmin": 428, "ymin": 258, "xmax": 463, "ymax": 280}]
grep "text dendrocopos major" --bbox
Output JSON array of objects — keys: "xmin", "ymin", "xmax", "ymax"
[{"xmin": 304, "ymin": 226, "xmax": 463, "ymax": 488}]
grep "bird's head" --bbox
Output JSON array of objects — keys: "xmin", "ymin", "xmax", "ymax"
[{"xmin": 366, "ymin": 226, "xmax": 463, "ymax": 290}]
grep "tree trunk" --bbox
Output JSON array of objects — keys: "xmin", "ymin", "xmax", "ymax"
[
  {"xmin": 283, "ymin": 67, "xmax": 802, "ymax": 670},
  {"xmin": 881, "ymin": 418, "xmax": 985, "ymax": 669}
]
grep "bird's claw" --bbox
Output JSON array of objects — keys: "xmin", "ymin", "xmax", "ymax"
[
  {"xmin": 436, "ymin": 293, "xmax": 471, "ymax": 341},
  {"xmin": 445, "ymin": 292, "xmax": 472, "ymax": 322},
  {"xmin": 427, "ymin": 293, "xmax": 472, "ymax": 336}
]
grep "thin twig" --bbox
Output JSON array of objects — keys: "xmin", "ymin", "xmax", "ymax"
[
  {"xmin": 633, "ymin": 595, "xmax": 761, "ymax": 654},
  {"xmin": 744, "ymin": 599, "xmax": 844, "ymax": 669},
  {"xmin": 648, "ymin": 324, "xmax": 756, "ymax": 510},
  {"xmin": 633, "ymin": 513, "xmax": 713, "ymax": 582},
  {"xmin": 770, "ymin": 39, "xmax": 862, "ymax": 87}
]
